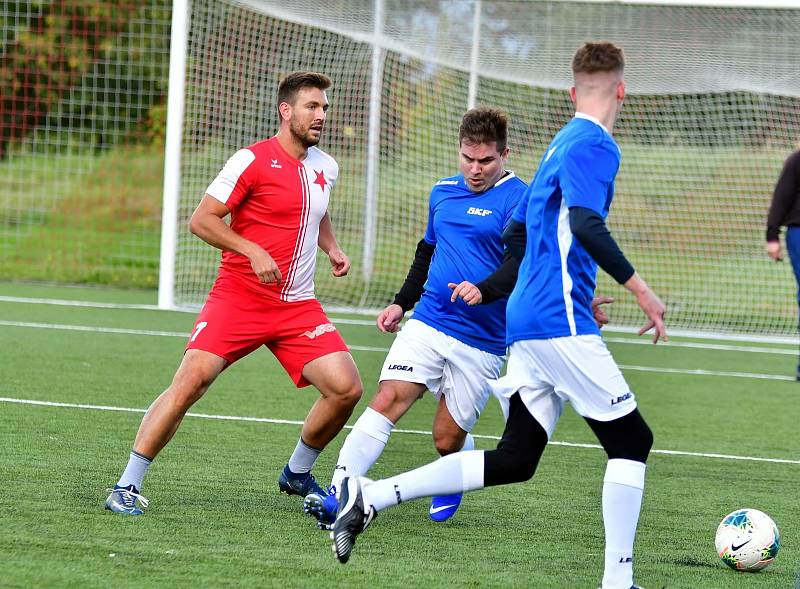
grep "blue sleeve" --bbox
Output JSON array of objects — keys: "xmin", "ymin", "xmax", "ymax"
[
  {"xmin": 511, "ymin": 183, "xmax": 531, "ymax": 224},
  {"xmin": 423, "ymin": 189, "xmax": 437, "ymax": 244},
  {"xmin": 560, "ymin": 140, "xmax": 619, "ymax": 215},
  {"xmin": 504, "ymin": 183, "xmax": 526, "ymax": 229}
]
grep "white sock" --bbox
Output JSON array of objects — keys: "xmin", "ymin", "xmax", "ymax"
[
  {"xmin": 287, "ymin": 438, "xmax": 322, "ymax": 474},
  {"xmin": 330, "ymin": 407, "xmax": 394, "ymax": 495},
  {"xmin": 601, "ymin": 459, "xmax": 646, "ymax": 589},
  {"xmin": 363, "ymin": 450, "xmax": 485, "ymax": 512},
  {"xmin": 117, "ymin": 450, "xmax": 152, "ymax": 490},
  {"xmin": 461, "ymin": 432, "xmax": 475, "ymax": 452}
]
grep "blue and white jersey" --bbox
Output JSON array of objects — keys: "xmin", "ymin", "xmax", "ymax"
[
  {"xmin": 412, "ymin": 171, "xmax": 526, "ymax": 355},
  {"xmin": 506, "ymin": 113, "xmax": 621, "ymax": 343}
]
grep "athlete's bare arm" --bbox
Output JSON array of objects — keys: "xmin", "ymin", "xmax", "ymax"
[
  {"xmin": 318, "ymin": 212, "xmax": 350, "ymax": 277},
  {"xmin": 188, "ymin": 194, "xmax": 282, "ymax": 284}
]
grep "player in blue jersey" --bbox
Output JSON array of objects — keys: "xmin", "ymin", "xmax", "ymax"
[
  {"xmin": 330, "ymin": 42, "xmax": 667, "ymax": 589},
  {"xmin": 303, "ymin": 107, "xmax": 527, "ymax": 528}
]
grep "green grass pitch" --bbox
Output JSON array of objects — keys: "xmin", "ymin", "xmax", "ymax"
[{"xmin": 0, "ymin": 283, "xmax": 797, "ymax": 588}]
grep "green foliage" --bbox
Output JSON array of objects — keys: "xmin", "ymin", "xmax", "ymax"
[{"xmin": 0, "ymin": 0, "xmax": 171, "ymax": 157}]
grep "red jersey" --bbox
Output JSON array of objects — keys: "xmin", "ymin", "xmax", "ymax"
[{"xmin": 205, "ymin": 137, "xmax": 339, "ymax": 302}]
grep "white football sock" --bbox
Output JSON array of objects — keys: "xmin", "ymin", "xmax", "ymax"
[
  {"xmin": 601, "ymin": 459, "xmax": 646, "ymax": 589},
  {"xmin": 461, "ymin": 432, "xmax": 475, "ymax": 452},
  {"xmin": 363, "ymin": 450, "xmax": 485, "ymax": 512},
  {"xmin": 117, "ymin": 450, "xmax": 152, "ymax": 490},
  {"xmin": 330, "ymin": 407, "xmax": 394, "ymax": 495},
  {"xmin": 287, "ymin": 438, "xmax": 322, "ymax": 474}
]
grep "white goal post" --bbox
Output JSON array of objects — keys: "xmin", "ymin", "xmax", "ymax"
[{"xmin": 159, "ymin": 0, "xmax": 800, "ymax": 341}]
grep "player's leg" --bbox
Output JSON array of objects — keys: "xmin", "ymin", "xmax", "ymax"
[
  {"xmin": 305, "ymin": 379, "xmax": 425, "ymax": 527},
  {"xmin": 427, "ymin": 343, "xmax": 503, "ymax": 521},
  {"xmin": 266, "ymin": 300, "xmax": 362, "ymax": 497},
  {"xmin": 540, "ymin": 334, "xmax": 650, "ymax": 589},
  {"xmin": 784, "ymin": 226, "xmax": 800, "ymax": 378},
  {"xmin": 333, "ymin": 378, "xmax": 425, "ymax": 490},
  {"xmin": 431, "ymin": 394, "xmax": 469, "ymax": 456},
  {"xmin": 300, "ymin": 351, "xmax": 363, "ymax": 448},
  {"xmin": 107, "ymin": 282, "xmax": 260, "ymax": 515},
  {"xmin": 134, "ymin": 349, "xmax": 228, "ymax": 458},
  {"xmin": 585, "ymin": 410, "xmax": 653, "ymax": 589},
  {"xmin": 368, "ymin": 392, "xmax": 548, "ymax": 509},
  {"xmin": 276, "ymin": 350, "xmax": 362, "ymax": 497},
  {"xmin": 329, "ymin": 321, "xmax": 447, "ymax": 494},
  {"xmin": 106, "ymin": 349, "xmax": 227, "ymax": 514},
  {"xmin": 331, "ymin": 391, "xmax": 551, "ymax": 562}
]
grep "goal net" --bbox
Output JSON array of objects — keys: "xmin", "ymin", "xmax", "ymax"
[
  {"xmin": 166, "ymin": 0, "xmax": 800, "ymax": 339},
  {"xmin": 0, "ymin": 1, "xmax": 171, "ymax": 288}
]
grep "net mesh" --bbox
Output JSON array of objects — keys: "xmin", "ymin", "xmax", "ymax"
[
  {"xmin": 4, "ymin": 1, "xmax": 800, "ymax": 339},
  {"xmin": 174, "ymin": 0, "xmax": 800, "ymax": 337},
  {"xmin": 0, "ymin": 1, "xmax": 171, "ymax": 288}
]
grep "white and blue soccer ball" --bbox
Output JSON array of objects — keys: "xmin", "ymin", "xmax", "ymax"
[{"xmin": 715, "ymin": 508, "xmax": 780, "ymax": 572}]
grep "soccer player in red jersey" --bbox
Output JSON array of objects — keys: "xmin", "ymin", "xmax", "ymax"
[{"xmin": 105, "ymin": 72, "xmax": 363, "ymax": 515}]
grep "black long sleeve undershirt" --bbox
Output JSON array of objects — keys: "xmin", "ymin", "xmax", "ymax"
[
  {"xmin": 475, "ymin": 249, "xmax": 520, "ymax": 304},
  {"xmin": 392, "ymin": 239, "xmax": 435, "ymax": 312},
  {"xmin": 501, "ymin": 219, "xmax": 527, "ymax": 263},
  {"xmin": 569, "ymin": 206, "xmax": 635, "ymax": 285}
]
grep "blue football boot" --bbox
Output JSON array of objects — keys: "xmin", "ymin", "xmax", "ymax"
[
  {"xmin": 304, "ymin": 487, "xmax": 338, "ymax": 529},
  {"xmin": 428, "ymin": 493, "xmax": 463, "ymax": 522},
  {"xmin": 278, "ymin": 464, "xmax": 325, "ymax": 497},
  {"xmin": 105, "ymin": 484, "xmax": 149, "ymax": 515}
]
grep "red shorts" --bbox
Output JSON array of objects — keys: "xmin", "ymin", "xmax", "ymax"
[{"xmin": 186, "ymin": 276, "xmax": 349, "ymax": 387}]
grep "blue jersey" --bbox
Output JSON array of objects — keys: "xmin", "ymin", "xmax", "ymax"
[
  {"xmin": 506, "ymin": 114, "xmax": 621, "ymax": 343},
  {"xmin": 412, "ymin": 171, "xmax": 526, "ymax": 355}
]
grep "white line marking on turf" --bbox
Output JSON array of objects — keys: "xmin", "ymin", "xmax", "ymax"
[
  {"xmin": 1, "ymin": 295, "xmax": 797, "ymax": 348},
  {"xmin": 616, "ymin": 364, "xmax": 796, "ymax": 381},
  {"xmin": 0, "ymin": 320, "xmax": 189, "ymax": 338},
  {"xmin": 1, "ymin": 396, "xmax": 797, "ymax": 465},
  {"xmin": 1, "ymin": 320, "xmax": 796, "ymax": 381},
  {"xmin": 603, "ymin": 336, "xmax": 798, "ymax": 356},
  {"xmin": 0, "ymin": 295, "xmax": 162, "ymax": 310}
]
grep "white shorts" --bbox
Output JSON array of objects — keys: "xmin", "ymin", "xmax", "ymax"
[
  {"xmin": 379, "ymin": 319, "xmax": 505, "ymax": 431},
  {"xmin": 490, "ymin": 335, "xmax": 635, "ymax": 438}
]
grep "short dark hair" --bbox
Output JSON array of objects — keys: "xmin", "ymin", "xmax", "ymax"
[
  {"xmin": 571, "ymin": 41, "xmax": 625, "ymax": 75},
  {"xmin": 459, "ymin": 107, "xmax": 508, "ymax": 153},
  {"xmin": 277, "ymin": 71, "xmax": 331, "ymax": 107}
]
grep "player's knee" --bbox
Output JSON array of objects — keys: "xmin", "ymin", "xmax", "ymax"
[
  {"xmin": 590, "ymin": 409, "xmax": 653, "ymax": 463},
  {"xmin": 432, "ymin": 430, "xmax": 464, "ymax": 456},
  {"xmin": 330, "ymin": 378, "xmax": 363, "ymax": 408},
  {"xmin": 484, "ymin": 446, "xmax": 539, "ymax": 485},
  {"xmin": 370, "ymin": 382, "xmax": 418, "ymax": 416},
  {"xmin": 167, "ymin": 376, "xmax": 208, "ymax": 410},
  {"xmin": 628, "ymin": 418, "xmax": 654, "ymax": 462}
]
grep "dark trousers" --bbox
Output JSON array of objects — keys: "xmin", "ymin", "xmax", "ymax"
[
  {"xmin": 785, "ymin": 226, "xmax": 800, "ymax": 371},
  {"xmin": 786, "ymin": 226, "xmax": 800, "ymax": 307}
]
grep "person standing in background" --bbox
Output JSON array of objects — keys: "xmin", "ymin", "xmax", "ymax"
[{"xmin": 766, "ymin": 148, "xmax": 800, "ymax": 379}]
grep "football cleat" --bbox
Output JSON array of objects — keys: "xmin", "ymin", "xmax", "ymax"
[
  {"xmin": 428, "ymin": 493, "xmax": 463, "ymax": 522},
  {"xmin": 330, "ymin": 476, "xmax": 376, "ymax": 564},
  {"xmin": 304, "ymin": 488, "xmax": 338, "ymax": 529},
  {"xmin": 278, "ymin": 465, "xmax": 325, "ymax": 497},
  {"xmin": 105, "ymin": 484, "xmax": 149, "ymax": 515}
]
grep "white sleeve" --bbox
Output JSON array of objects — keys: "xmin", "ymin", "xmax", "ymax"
[{"xmin": 205, "ymin": 148, "xmax": 256, "ymax": 204}]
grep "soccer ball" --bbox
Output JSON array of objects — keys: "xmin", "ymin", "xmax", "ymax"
[{"xmin": 715, "ymin": 508, "xmax": 780, "ymax": 571}]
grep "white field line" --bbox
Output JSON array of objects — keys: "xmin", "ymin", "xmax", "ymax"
[
  {"xmin": 0, "ymin": 295, "xmax": 162, "ymax": 311},
  {"xmin": 1, "ymin": 294, "xmax": 798, "ymax": 348},
  {"xmin": 1, "ymin": 396, "xmax": 797, "ymax": 466},
  {"xmin": 0, "ymin": 320, "xmax": 794, "ymax": 381}
]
